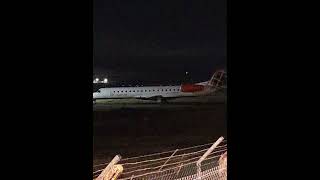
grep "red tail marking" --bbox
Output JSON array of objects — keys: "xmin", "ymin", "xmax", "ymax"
[{"xmin": 181, "ymin": 84, "xmax": 204, "ymax": 92}]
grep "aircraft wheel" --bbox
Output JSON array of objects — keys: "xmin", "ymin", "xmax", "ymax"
[
  {"xmin": 157, "ymin": 97, "xmax": 168, "ymax": 103},
  {"xmin": 156, "ymin": 96, "xmax": 164, "ymax": 103}
]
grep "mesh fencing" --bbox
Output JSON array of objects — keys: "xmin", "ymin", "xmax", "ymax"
[{"xmin": 94, "ymin": 139, "xmax": 227, "ymax": 180}]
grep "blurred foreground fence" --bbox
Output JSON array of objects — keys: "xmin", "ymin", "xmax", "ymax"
[{"xmin": 94, "ymin": 136, "xmax": 227, "ymax": 180}]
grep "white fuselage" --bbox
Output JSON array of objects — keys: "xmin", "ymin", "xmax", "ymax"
[
  {"xmin": 93, "ymin": 83, "xmax": 211, "ymax": 100},
  {"xmin": 93, "ymin": 69, "xmax": 226, "ymax": 101}
]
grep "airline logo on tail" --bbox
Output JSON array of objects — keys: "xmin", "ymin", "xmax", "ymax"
[
  {"xmin": 181, "ymin": 70, "xmax": 226, "ymax": 93},
  {"xmin": 207, "ymin": 70, "xmax": 226, "ymax": 89}
]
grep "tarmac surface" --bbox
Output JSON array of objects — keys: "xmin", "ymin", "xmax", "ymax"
[
  {"xmin": 93, "ymin": 94, "xmax": 227, "ymax": 167},
  {"xmin": 93, "ymin": 94, "xmax": 226, "ymax": 110}
]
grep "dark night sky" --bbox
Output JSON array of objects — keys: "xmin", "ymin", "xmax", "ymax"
[{"xmin": 94, "ymin": 0, "xmax": 226, "ymax": 85}]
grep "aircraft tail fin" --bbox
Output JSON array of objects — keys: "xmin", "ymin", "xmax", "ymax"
[{"xmin": 207, "ymin": 69, "xmax": 227, "ymax": 89}]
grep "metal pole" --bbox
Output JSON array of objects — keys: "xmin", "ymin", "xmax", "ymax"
[
  {"xmin": 159, "ymin": 149, "xmax": 179, "ymax": 171},
  {"xmin": 96, "ymin": 155, "xmax": 121, "ymax": 180},
  {"xmin": 196, "ymin": 137, "xmax": 224, "ymax": 180}
]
